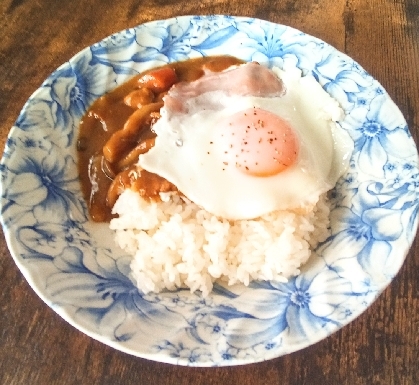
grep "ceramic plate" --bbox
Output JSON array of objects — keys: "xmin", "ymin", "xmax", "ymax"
[{"xmin": 1, "ymin": 15, "xmax": 418, "ymax": 366}]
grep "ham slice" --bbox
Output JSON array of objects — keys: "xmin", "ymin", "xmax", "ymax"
[{"xmin": 163, "ymin": 62, "xmax": 285, "ymax": 113}]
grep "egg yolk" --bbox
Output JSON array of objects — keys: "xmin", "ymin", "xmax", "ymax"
[{"xmin": 216, "ymin": 107, "xmax": 299, "ymax": 176}]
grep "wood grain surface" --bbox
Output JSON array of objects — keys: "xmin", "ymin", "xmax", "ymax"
[{"xmin": 1, "ymin": 0, "xmax": 418, "ymax": 384}]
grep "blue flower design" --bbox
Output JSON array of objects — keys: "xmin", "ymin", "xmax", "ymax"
[
  {"xmin": 323, "ymin": 69, "xmax": 373, "ymax": 111},
  {"xmin": 196, "ymin": 264, "xmax": 360, "ymax": 350},
  {"xmin": 16, "ymin": 97, "xmax": 58, "ymax": 132},
  {"xmin": 154, "ymin": 340, "xmax": 212, "ymax": 364},
  {"xmin": 48, "ymin": 51, "xmax": 117, "ymax": 144},
  {"xmin": 345, "ymin": 95, "xmax": 415, "ymax": 177},
  {"xmin": 323, "ymin": 181, "xmax": 408, "ymax": 279},
  {"xmin": 17, "ymin": 221, "xmax": 91, "ymax": 260},
  {"xmin": 188, "ymin": 313, "xmax": 227, "ymax": 344},
  {"xmin": 2, "ymin": 146, "xmax": 85, "ymax": 225},
  {"xmin": 313, "ymin": 55, "xmax": 374, "ymax": 111},
  {"xmin": 44, "ymin": 245, "xmax": 188, "ymax": 344},
  {"xmin": 379, "ymin": 161, "xmax": 419, "ymax": 239},
  {"xmin": 90, "ymin": 29, "xmax": 139, "ymax": 75},
  {"xmin": 14, "ymin": 95, "xmax": 75, "ymax": 149},
  {"xmin": 132, "ymin": 19, "xmax": 199, "ymax": 64},
  {"xmin": 235, "ymin": 21, "xmax": 313, "ymax": 69}
]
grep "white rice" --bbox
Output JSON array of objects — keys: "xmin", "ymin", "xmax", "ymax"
[{"xmin": 110, "ymin": 189, "xmax": 331, "ymax": 297}]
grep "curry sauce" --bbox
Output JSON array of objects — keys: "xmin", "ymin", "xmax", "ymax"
[{"xmin": 77, "ymin": 56, "xmax": 244, "ymax": 222}]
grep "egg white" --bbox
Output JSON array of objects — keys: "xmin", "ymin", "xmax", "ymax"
[{"xmin": 138, "ymin": 65, "xmax": 353, "ymax": 220}]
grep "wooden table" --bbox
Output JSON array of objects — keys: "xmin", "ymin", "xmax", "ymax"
[{"xmin": 1, "ymin": 0, "xmax": 418, "ymax": 384}]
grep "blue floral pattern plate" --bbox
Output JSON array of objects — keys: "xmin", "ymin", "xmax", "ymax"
[{"xmin": 1, "ymin": 15, "xmax": 418, "ymax": 366}]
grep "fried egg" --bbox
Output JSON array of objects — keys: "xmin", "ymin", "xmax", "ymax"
[{"xmin": 138, "ymin": 63, "xmax": 353, "ymax": 220}]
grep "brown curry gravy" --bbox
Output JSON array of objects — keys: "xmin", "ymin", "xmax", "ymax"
[{"xmin": 77, "ymin": 56, "xmax": 244, "ymax": 222}]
